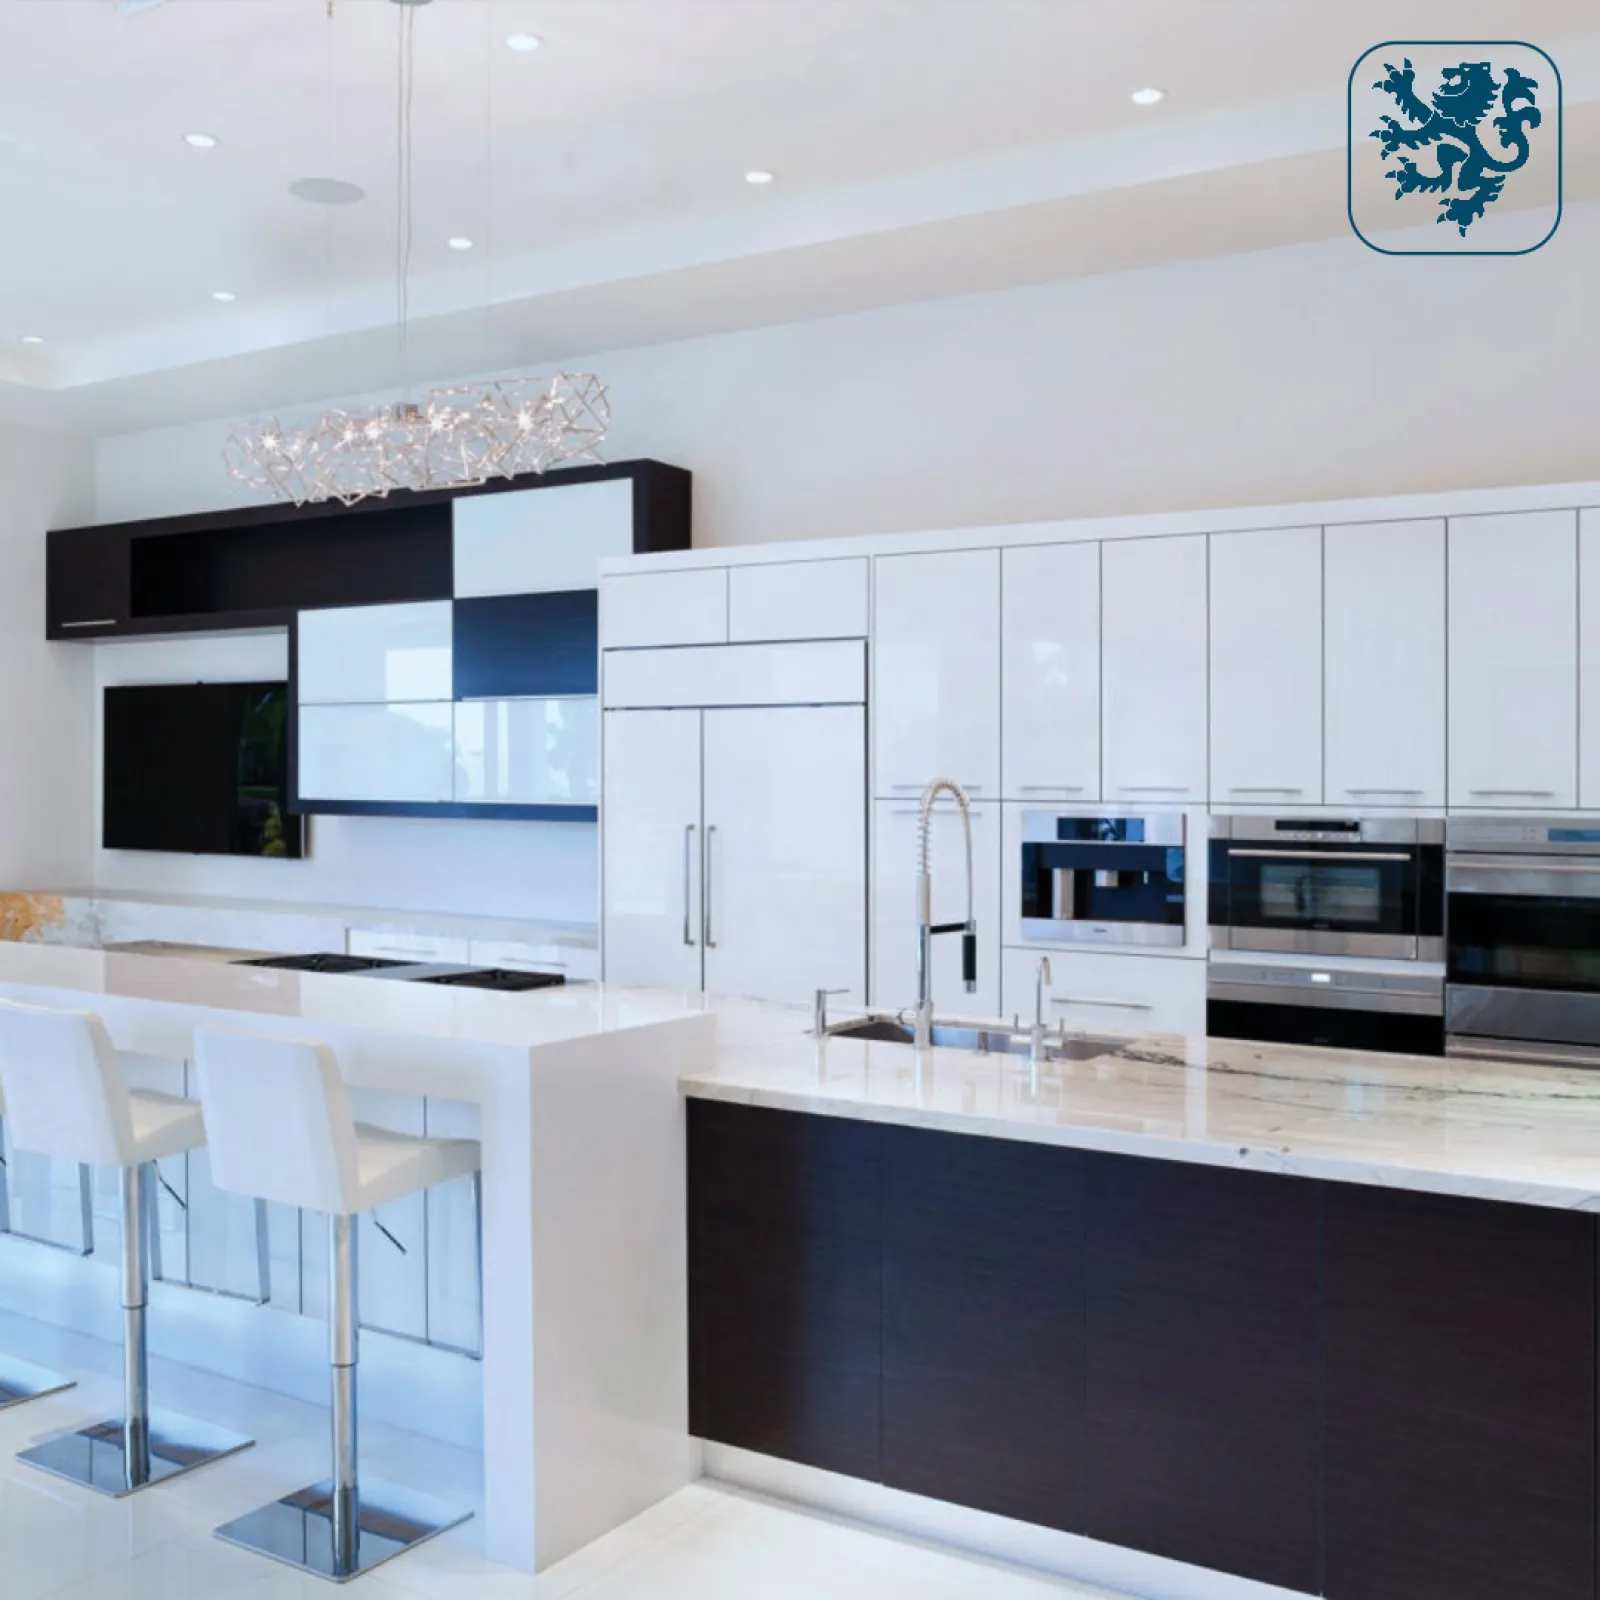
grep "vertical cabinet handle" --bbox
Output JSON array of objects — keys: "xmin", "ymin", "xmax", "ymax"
[
  {"xmin": 682, "ymin": 824, "xmax": 697, "ymax": 947},
  {"xmin": 702, "ymin": 825, "xmax": 718, "ymax": 949}
]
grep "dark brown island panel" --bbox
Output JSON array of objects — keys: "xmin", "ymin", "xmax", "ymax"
[{"xmin": 686, "ymin": 1098, "xmax": 1596, "ymax": 1600}]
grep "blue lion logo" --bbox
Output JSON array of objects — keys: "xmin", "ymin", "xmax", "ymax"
[{"xmin": 1370, "ymin": 59, "xmax": 1542, "ymax": 235}]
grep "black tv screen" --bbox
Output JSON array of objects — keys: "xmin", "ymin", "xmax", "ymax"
[{"xmin": 103, "ymin": 682, "xmax": 304, "ymax": 858}]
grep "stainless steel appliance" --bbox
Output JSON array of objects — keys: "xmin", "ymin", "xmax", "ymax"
[
  {"xmin": 1210, "ymin": 816, "xmax": 1444, "ymax": 961},
  {"xmin": 1019, "ymin": 813, "xmax": 1186, "ymax": 948},
  {"xmin": 1446, "ymin": 818, "xmax": 1600, "ymax": 1065},
  {"xmin": 1207, "ymin": 960, "xmax": 1445, "ymax": 1056}
]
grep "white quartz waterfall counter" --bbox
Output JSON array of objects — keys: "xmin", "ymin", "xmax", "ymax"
[{"xmin": 0, "ymin": 942, "xmax": 711, "ymax": 1576}]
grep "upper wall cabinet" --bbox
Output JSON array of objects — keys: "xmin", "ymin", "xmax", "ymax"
[
  {"xmin": 1102, "ymin": 535, "xmax": 1207, "ymax": 803},
  {"xmin": 602, "ymin": 569, "xmax": 728, "ymax": 648},
  {"xmin": 728, "ymin": 559, "xmax": 869, "ymax": 642},
  {"xmin": 453, "ymin": 478, "xmax": 634, "ymax": 599},
  {"xmin": 1001, "ymin": 542, "xmax": 1100, "ymax": 803},
  {"xmin": 1209, "ymin": 527, "xmax": 1323, "ymax": 805},
  {"xmin": 298, "ymin": 602, "xmax": 453, "ymax": 706},
  {"xmin": 873, "ymin": 549, "xmax": 1001, "ymax": 798},
  {"xmin": 1449, "ymin": 510, "xmax": 1578, "ymax": 809},
  {"xmin": 1325, "ymin": 519, "xmax": 1446, "ymax": 809}
]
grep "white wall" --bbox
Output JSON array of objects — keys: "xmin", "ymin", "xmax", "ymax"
[{"xmin": 0, "ymin": 426, "xmax": 95, "ymax": 890}]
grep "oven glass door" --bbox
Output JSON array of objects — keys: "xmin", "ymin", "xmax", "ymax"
[
  {"xmin": 1448, "ymin": 863, "xmax": 1600, "ymax": 993},
  {"xmin": 1221, "ymin": 845, "xmax": 1421, "ymax": 957}
]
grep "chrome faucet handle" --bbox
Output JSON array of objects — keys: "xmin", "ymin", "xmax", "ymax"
[{"xmin": 813, "ymin": 987, "xmax": 852, "ymax": 1037}]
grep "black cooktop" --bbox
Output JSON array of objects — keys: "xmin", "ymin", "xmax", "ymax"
[
  {"xmin": 236, "ymin": 953, "xmax": 417, "ymax": 974},
  {"xmin": 417, "ymin": 968, "xmax": 567, "ymax": 992}
]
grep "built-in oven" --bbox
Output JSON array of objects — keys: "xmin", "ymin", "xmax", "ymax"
[
  {"xmin": 1209, "ymin": 816, "xmax": 1444, "ymax": 961},
  {"xmin": 1446, "ymin": 818, "xmax": 1600, "ymax": 1066},
  {"xmin": 1019, "ymin": 813, "xmax": 1186, "ymax": 948}
]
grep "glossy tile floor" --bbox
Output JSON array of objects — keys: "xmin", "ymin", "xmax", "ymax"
[{"xmin": 0, "ymin": 1309, "xmax": 1112, "ymax": 1599}]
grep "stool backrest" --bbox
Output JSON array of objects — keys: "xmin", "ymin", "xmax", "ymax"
[
  {"xmin": 193, "ymin": 1026, "xmax": 361, "ymax": 1214},
  {"xmin": 0, "ymin": 1000, "xmax": 139, "ymax": 1167}
]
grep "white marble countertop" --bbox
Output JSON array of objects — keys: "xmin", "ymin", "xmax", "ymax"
[{"xmin": 682, "ymin": 998, "xmax": 1600, "ymax": 1211}]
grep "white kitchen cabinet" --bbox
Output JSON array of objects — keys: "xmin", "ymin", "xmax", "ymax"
[
  {"xmin": 297, "ymin": 702, "xmax": 455, "ymax": 804},
  {"xmin": 1448, "ymin": 509, "xmax": 1577, "ymax": 808},
  {"xmin": 701, "ymin": 706, "xmax": 866, "ymax": 1007},
  {"xmin": 1102, "ymin": 535, "xmax": 1208, "ymax": 802},
  {"xmin": 1325, "ymin": 519, "xmax": 1446, "ymax": 808},
  {"xmin": 467, "ymin": 937, "xmax": 594, "ymax": 979},
  {"xmin": 347, "ymin": 928, "xmax": 472, "ymax": 964},
  {"xmin": 1001, "ymin": 541, "xmax": 1100, "ymax": 801},
  {"xmin": 1580, "ymin": 512, "xmax": 1600, "ymax": 808},
  {"xmin": 729, "ymin": 558, "xmax": 869, "ymax": 642},
  {"xmin": 1000, "ymin": 947, "xmax": 1205, "ymax": 1038},
  {"xmin": 453, "ymin": 697, "xmax": 600, "ymax": 806},
  {"xmin": 873, "ymin": 549, "xmax": 1000, "ymax": 797},
  {"xmin": 1209, "ymin": 526, "xmax": 1323, "ymax": 804},
  {"xmin": 601, "ymin": 709, "xmax": 704, "ymax": 992},
  {"xmin": 454, "ymin": 479, "xmax": 634, "ymax": 599},
  {"xmin": 297, "ymin": 602, "xmax": 453, "ymax": 706},
  {"xmin": 872, "ymin": 799, "xmax": 1001, "ymax": 1018},
  {"xmin": 603, "ymin": 641, "xmax": 864, "ymax": 710},
  {"xmin": 601, "ymin": 569, "xmax": 727, "ymax": 648}
]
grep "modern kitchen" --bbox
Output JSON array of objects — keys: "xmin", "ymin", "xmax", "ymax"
[{"xmin": 3, "ymin": 4, "xmax": 1600, "ymax": 1600}]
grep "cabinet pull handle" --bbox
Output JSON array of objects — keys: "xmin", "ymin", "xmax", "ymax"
[
  {"xmin": 887, "ymin": 783, "xmax": 985, "ymax": 793},
  {"xmin": 1344, "ymin": 788, "xmax": 1425, "ymax": 796},
  {"xmin": 682, "ymin": 824, "xmax": 697, "ymax": 947},
  {"xmin": 1115, "ymin": 786, "xmax": 1190, "ymax": 795},
  {"xmin": 1227, "ymin": 787, "xmax": 1303, "ymax": 795},
  {"xmin": 1469, "ymin": 789, "xmax": 1557, "ymax": 798},
  {"xmin": 59, "ymin": 619, "xmax": 117, "ymax": 630},
  {"xmin": 702, "ymin": 824, "xmax": 717, "ymax": 949},
  {"xmin": 1050, "ymin": 996, "xmax": 1153, "ymax": 1011},
  {"xmin": 886, "ymin": 808, "xmax": 989, "ymax": 818},
  {"xmin": 1016, "ymin": 784, "xmax": 1085, "ymax": 793}
]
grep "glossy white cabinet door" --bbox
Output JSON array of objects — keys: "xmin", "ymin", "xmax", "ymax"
[
  {"xmin": 728, "ymin": 559, "xmax": 869, "ymax": 641},
  {"xmin": 1448, "ymin": 510, "xmax": 1578, "ymax": 808},
  {"xmin": 1102, "ymin": 535, "xmax": 1208, "ymax": 803},
  {"xmin": 453, "ymin": 697, "xmax": 600, "ymax": 806},
  {"xmin": 453, "ymin": 479, "xmax": 633, "ymax": 599},
  {"xmin": 1325, "ymin": 519, "xmax": 1446, "ymax": 808},
  {"xmin": 1001, "ymin": 541, "xmax": 1100, "ymax": 801},
  {"xmin": 298, "ymin": 703, "xmax": 455, "ymax": 803},
  {"xmin": 1209, "ymin": 526, "xmax": 1323, "ymax": 804},
  {"xmin": 601, "ymin": 570, "xmax": 727, "ymax": 648},
  {"xmin": 1000, "ymin": 947, "xmax": 1206, "ymax": 1038},
  {"xmin": 701, "ymin": 706, "xmax": 867, "ymax": 1008},
  {"xmin": 1582, "ymin": 511, "xmax": 1600, "ymax": 808},
  {"xmin": 872, "ymin": 799, "xmax": 1001, "ymax": 1018},
  {"xmin": 601, "ymin": 709, "xmax": 703, "ymax": 989},
  {"xmin": 873, "ymin": 549, "xmax": 1000, "ymax": 796},
  {"xmin": 347, "ymin": 928, "xmax": 472, "ymax": 964},
  {"xmin": 298, "ymin": 602, "xmax": 453, "ymax": 705}
]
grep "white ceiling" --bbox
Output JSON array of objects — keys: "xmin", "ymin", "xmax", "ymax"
[{"xmin": 3, "ymin": 0, "xmax": 1599, "ymax": 432}]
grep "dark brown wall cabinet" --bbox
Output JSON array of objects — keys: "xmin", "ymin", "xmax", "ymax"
[{"xmin": 687, "ymin": 1101, "xmax": 1600, "ymax": 1600}]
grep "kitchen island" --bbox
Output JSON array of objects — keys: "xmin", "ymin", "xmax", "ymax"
[{"xmin": 682, "ymin": 1002, "xmax": 1600, "ymax": 1600}]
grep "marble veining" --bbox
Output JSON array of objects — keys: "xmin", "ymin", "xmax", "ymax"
[{"xmin": 683, "ymin": 997, "xmax": 1600, "ymax": 1213}]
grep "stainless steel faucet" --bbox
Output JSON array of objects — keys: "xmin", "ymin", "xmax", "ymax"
[
  {"xmin": 914, "ymin": 777, "xmax": 977, "ymax": 1048},
  {"xmin": 1031, "ymin": 955, "xmax": 1052, "ymax": 1065}
]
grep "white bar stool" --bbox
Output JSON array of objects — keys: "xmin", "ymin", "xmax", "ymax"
[
  {"xmin": 0, "ymin": 999, "xmax": 254, "ymax": 1495},
  {"xmin": 195, "ymin": 1025, "xmax": 480, "ymax": 1584}
]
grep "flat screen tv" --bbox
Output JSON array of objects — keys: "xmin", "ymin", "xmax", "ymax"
[{"xmin": 103, "ymin": 682, "xmax": 304, "ymax": 858}]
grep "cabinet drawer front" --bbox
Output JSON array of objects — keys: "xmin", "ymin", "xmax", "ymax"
[
  {"xmin": 453, "ymin": 479, "xmax": 633, "ymax": 599},
  {"xmin": 467, "ymin": 937, "xmax": 595, "ymax": 978},
  {"xmin": 298, "ymin": 703, "xmax": 454, "ymax": 803},
  {"xmin": 1002, "ymin": 947, "xmax": 1205, "ymax": 1037},
  {"xmin": 729, "ymin": 559, "xmax": 868, "ymax": 642},
  {"xmin": 453, "ymin": 591, "xmax": 598, "ymax": 699},
  {"xmin": 602, "ymin": 569, "xmax": 727, "ymax": 647},
  {"xmin": 603, "ymin": 641, "xmax": 864, "ymax": 708},
  {"xmin": 298, "ymin": 602, "xmax": 453, "ymax": 705},
  {"xmin": 347, "ymin": 928, "xmax": 472, "ymax": 963},
  {"xmin": 453, "ymin": 698, "xmax": 599, "ymax": 806}
]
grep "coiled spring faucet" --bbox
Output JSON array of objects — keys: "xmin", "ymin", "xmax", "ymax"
[{"xmin": 914, "ymin": 777, "xmax": 978, "ymax": 1048}]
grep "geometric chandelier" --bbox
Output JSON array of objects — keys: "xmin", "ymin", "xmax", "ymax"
[{"xmin": 221, "ymin": 0, "xmax": 609, "ymax": 509}]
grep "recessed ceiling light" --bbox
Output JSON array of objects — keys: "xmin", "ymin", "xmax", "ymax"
[
  {"xmin": 745, "ymin": 170, "xmax": 775, "ymax": 185},
  {"xmin": 289, "ymin": 177, "xmax": 366, "ymax": 206},
  {"xmin": 183, "ymin": 132, "xmax": 220, "ymax": 149},
  {"xmin": 19, "ymin": 335, "xmax": 44, "ymax": 346},
  {"xmin": 505, "ymin": 32, "xmax": 541, "ymax": 52},
  {"xmin": 1130, "ymin": 86, "xmax": 1166, "ymax": 106},
  {"xmin": 212, "ymin": 290, "xmax": 237, "ymax": 303},
  {"xmin": 447, "ymin": 236, "xmax": 475, "ymax": 251}
]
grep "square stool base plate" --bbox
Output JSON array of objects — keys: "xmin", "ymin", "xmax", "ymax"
[
  {"xmin": 215, "ymin": 1477, "xmax": 473, "ymax": 1584},
  {"xmin": 0, "ymin": 1356, "xmax": 73, "ymax": 1412},
  {"xmin": 19, "ymin": 1408, "xmax": 253, "ymax": 1497}
]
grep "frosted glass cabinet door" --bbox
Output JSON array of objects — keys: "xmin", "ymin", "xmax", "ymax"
[
  {"xmin": 700, "ymin": 705, "xmax": 867, "ymax": 1008},
  {"xmin": 453, "ymin": 698, "xmax": 600, "ymax": 806},
  {"xmin": 298, "ymin": 703, "xmax": 454, "ymax": 803},
  {"xmin": 602, "ymin": 709, "xmax": 704, "ymax": 989},
  {"xmin": 297, "ymin": 602, "xmax": 453, "ymax": 705},
  {"xmin": 453, "ymin": 478, "xmax": 634, "ymax": 599}
]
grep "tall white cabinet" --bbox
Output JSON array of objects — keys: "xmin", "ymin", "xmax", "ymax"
[
  {"xmin": 1448, "ymin": 509, "xmax": 1578, "ymax": 809},
  {"xmin": 1582, "ymin": 511, "xmax": 1600, "ymax": 809}
]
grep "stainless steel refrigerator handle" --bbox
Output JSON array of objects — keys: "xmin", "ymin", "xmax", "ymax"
[
  {"xmin": 682, "ymin": 825, "xmax": 697, "ymax": 947},
  {"xmin": 702, "ymin": 825, "xmax": 718, "ymax": 949},
  {"xmin": 1227, "ymin": 849, "xmax": 1414, "ymax": 863}
]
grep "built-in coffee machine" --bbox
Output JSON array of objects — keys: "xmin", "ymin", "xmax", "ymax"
[{"xmin": 1019, "ymin": 813, "xmax": 1187, "ymax": 948}]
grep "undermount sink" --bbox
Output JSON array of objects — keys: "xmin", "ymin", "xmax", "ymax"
[{"xmin": 825, "ymin": 1016, "xmax": 1123, "ymax": 1063}]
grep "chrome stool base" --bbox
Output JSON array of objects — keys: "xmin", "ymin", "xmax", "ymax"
[
  {"xmin": 215, "ymin": 1476, "xmax": 472, "ymax": 1584},
  {"xmin": 19, "ymin": 1407, "xmax": 253, "ymax": 1498},
  {"xmin": 0, "ymin": 1355, "xmax": 74, "ymax": 1412}
]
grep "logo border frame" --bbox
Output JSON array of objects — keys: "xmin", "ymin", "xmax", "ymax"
[{"xmin": 1347, "ymin": 39, "xmax": 1563, "ymax": 256}]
